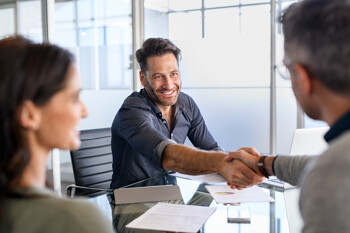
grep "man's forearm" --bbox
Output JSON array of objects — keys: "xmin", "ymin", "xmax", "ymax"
[
  {"xmin": 162, "ymin": 144, "xmax": 263, "ymax": 188},
  {"xmin": 162, "ymin": 144, "xmax": 226, "ymax": 175}
]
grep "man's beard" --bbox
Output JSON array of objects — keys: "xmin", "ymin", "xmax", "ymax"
[{"xmin": 144, "ymin": 77, "xmax": 181, "ymax": 107}]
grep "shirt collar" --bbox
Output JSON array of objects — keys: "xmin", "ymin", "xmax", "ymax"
[
  {"xmin": 324, "ymin": 110, "xmax": 350, "ymax": 143},
  {"xmin": 140, "ymin": 88, "xmax": 161, "ymax": 115}
]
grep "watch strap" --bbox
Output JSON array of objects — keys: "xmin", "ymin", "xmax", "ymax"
[{"xmin": 257, "ymin": 156, "xmax": 269, "ymax": 178}]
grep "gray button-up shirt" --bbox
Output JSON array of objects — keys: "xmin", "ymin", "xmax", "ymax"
[{"xmin": 110, "ymin": 88, "xmax": 221, "ymax": 188}]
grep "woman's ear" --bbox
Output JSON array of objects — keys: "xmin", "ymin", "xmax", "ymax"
[{"xmin": 18, "ymin": 100, "xmax": 41, "ymax": 131}]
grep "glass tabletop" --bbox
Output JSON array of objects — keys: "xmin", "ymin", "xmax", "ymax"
[{"xmin": 90, "ymin": 172, "xmax": 291, "ymax": 233}]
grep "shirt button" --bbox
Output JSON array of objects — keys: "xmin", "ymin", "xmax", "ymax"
[{"xmin": 171, "ymin": 133, "xmax": 173, "ymax": 138}]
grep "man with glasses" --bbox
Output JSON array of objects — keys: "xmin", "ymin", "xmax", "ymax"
[
  {"xmin": 227, "ymin": 0, "xmax": 350, "ymax": 232},
  {"xmin": 110, "ymin": 38, "xmax": 262, "ymax": 189}
]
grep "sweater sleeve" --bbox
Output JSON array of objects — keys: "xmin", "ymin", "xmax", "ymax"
[{"xmin": 274, "ymin": 155, "xmax": 314, "ymax": 186}]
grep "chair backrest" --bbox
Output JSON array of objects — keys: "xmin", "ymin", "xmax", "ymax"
[
  {"xmin": 70, "ymin": 127, "xmax": 113, "ymax": 197},
  {"xmin": 284, "ymin": 127, "xmax": 329, "ymax": 233}
]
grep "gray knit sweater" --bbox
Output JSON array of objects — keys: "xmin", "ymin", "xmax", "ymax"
[{"xmin": 274, "ymin": 131, "xmax": 350, "ymax": 233}]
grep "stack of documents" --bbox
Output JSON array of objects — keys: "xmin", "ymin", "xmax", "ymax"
[
  {"xmin": 126, "ymin": 202, "xmax": 216, "ymax": 232},
  {"xmin": 205, "ymin": 185, "xmax": 275, "ymax": 204}
]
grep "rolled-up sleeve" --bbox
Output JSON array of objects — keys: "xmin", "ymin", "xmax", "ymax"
[{"xmin": 155, "ymin": 139, "xmax": 177, "ymax": 160}]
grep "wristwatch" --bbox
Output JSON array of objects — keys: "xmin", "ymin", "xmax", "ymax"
[{"xmin": 257, "ymin": 156, "xmax": 269, "ymax": 178}]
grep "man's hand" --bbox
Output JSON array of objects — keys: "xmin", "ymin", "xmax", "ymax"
[
  {"xmin": 162, "ymin": 144, "xmax": 264, "ymax": 189},
  {"xmin": 226, "ymin": 147, "xmax": 275, "ymax": 182},
  {"xmin": 222, "ymin": 147, "xmax": 266, "ymax": 189},
  {"xmin": 226, "ymin": 148, "xmax": 261, "ymax": 174},
  {"xmin": 218, "ymin": 154, "xmax": 264, "ymax": 190}
]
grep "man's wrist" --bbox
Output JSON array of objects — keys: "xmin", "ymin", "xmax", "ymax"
[
  {"xmin": 264, "ymin": 156, "xmax": 275, "ymax": 176},
  {"xmin": 257, "ymin": 156, "xmax": 269, "ymax": 178},
  {"xmin": 256, "ymin": 155, "xmax": 276, "ymax": 177},
  {"xmin": 214, "ymin": 152, "xmax": 230, "ymax": 173}
]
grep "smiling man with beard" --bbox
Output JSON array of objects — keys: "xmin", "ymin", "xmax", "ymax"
[{"xmin": 110, "ymin": 38, "xmax": 262, "ymax": 189}]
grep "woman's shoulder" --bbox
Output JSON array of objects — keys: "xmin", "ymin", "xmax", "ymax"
[
  {"xmin": 41, "ymin": 196, "xmax": 113, "ymax": 227},
  {"xmin": 51, "ymin": 198, "xmax": 114, "ymax": 232},
  {"xmin": 4, "ymin": 188, "xmax": 114, "ymax": 233}
]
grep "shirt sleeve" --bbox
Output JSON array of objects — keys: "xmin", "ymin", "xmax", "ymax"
[
  {"xmin": 185, "ymin": 96, "xmax": 221, "ymax": 151},
  {"xmin": 113, "ymin": 106, "xmax": 173, "ymax": 167}
]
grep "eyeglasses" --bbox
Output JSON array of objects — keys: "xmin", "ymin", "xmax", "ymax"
[{"xmin": 274, "ymin": 63, "xmax": 292, "ymax": 80}]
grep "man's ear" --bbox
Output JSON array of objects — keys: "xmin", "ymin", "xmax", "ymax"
[
  {"xmin": 139, "ymin": 71, "xmax": 146, "ymax": 87},
  {"xmin": 294, "ymin": 63, "xmax": 313, "ymax": 97},
  {"xmin": 18, "ymin": 100, "xmax": 41, "ymax": 130}
]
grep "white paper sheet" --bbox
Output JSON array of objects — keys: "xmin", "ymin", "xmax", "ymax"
[
  {"xmin": 126, "ymin": 202, "xmax": 216, "ymax": 232},
  {"xmin": 170, "ymin": 172, "xmax": 226, "ymax": 183},
  {"xmin": 205, "ymin": 185, "xmax": 275, "ymax": 204}
]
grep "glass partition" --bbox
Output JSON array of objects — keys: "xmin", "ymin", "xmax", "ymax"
[
  {"xmin": 145, "ymin": 0, "xmax": 273, "ymax": 152},
  {"xmin": 0, "ymin": 5, "xmax": 15, "ymax": 38},
  {"xmin": 144, "ymin": 0, "xmax": 325, "ymax": 154},
  {"xmin": 0, "ymin": 0, "xmax": 43, "ymax": 41},
  {"xmin": 54, "ymin": 0, "xmax": 133, "ymax": 90}
]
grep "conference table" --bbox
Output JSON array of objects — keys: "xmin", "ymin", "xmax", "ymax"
[{"xmin": 90, "ymin": 172, "xmax": 292, "ymax": 233}]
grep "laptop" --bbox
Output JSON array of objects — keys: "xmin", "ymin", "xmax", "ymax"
[{"xmin": 261, "ymin": 127, "xmax": 329, "ymax": 190}]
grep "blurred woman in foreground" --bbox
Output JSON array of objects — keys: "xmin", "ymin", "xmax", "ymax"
[{"xmin": 0, "ymin": 36, "xmax": 114, "ymax": 233}]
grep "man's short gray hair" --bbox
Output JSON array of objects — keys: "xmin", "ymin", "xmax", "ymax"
[{"xmin": 280, "ymin": 0, "xmax": 350, "ymax": 95}]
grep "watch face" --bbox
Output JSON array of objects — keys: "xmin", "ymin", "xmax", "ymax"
[{"xmin": 257, "ymin": 162, "xmax": 263, "ymax": 166}]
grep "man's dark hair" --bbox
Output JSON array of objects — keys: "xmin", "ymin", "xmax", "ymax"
[
  {"xmin": 280, "ymin": 0, "xmax": 350, "ymax": 95},
  {"xmin": 135, "ymin": 38, "xmax": 181, "ymax": 74}
]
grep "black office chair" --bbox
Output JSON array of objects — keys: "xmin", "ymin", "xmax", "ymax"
[{"xmin": 67, "ymin": 127, "xmax": 114, "ymax": 198}]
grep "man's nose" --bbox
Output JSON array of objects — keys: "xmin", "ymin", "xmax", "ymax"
[{"xmin": 162, "ymin": 75, "xmax": 173, "ymax": 89}]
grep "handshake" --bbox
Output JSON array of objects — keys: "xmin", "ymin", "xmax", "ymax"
[{"xmin": 221, "ymin": 147, "xmax": 275, "ymax": 190}]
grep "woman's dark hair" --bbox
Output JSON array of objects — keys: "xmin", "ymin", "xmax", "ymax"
[
  {"xmin": 135, "ymin": 38, "xmax": 182, "ymax": 74},
  {"xmin": 0, "ymin": 36, "xmax": 74, "ymax": 213}
]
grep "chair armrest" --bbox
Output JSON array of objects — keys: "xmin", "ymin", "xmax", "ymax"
[{"xmin": 66, "ymin": 184, "xmax": 113, "ymax": 198}]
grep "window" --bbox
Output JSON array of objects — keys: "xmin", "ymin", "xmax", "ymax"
[
  {"xmin": 55, "ymin": 0, "xmax": 133, "ymax": 90},
  {"xmin": 0, "ymin": 0, "xmax": 43, "ymax": 41},
  {"xmin": 0, "ymin": 5, "xmax": 15, "ymax": 38}
]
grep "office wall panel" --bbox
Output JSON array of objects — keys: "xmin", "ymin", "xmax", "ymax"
[
  {"xmin": 183, "ymin": 88, "xmax": 270, "ymax": 153},
  {"xmin": 177, "ymin": 37, "xmax": 270, "ymax": 88},
  {"xmin": 79, "ymin": 89, "xmax": 132, "ymax": 130},
  {"xmin": 276, "ymin": 88, "xmax": 297, "ymax": 155}
]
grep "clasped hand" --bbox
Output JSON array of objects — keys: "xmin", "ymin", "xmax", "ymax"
[{"xmin": 222, "ymin": 147, "xmax": 266, "ymax": 190}]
